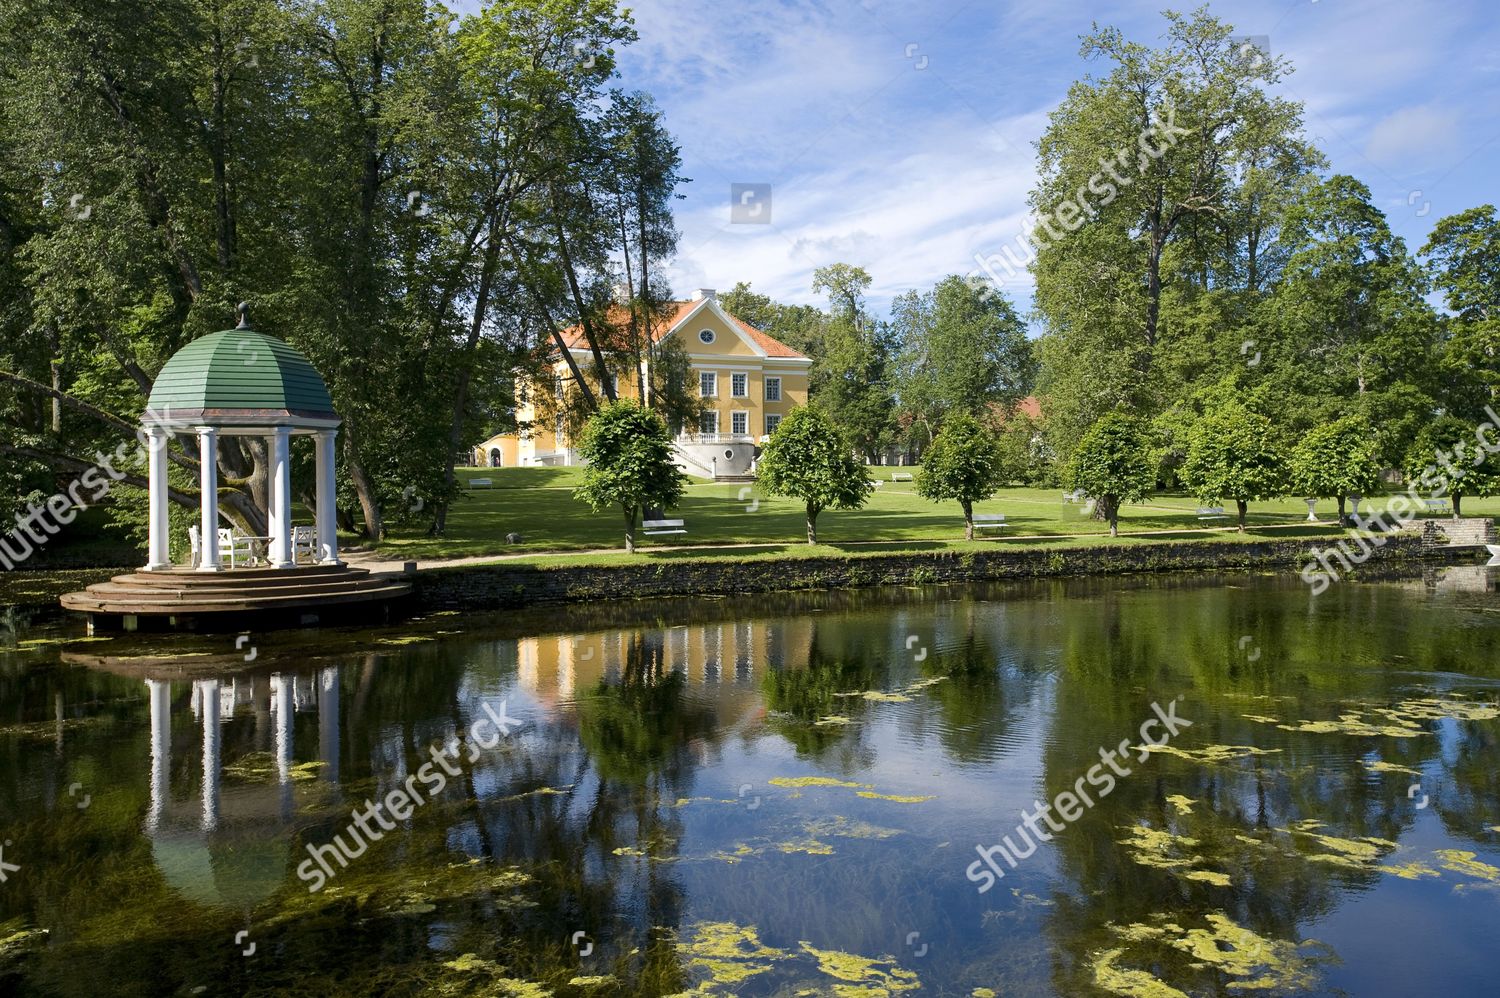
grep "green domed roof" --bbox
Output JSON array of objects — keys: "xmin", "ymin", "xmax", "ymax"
[{"xmin": 146, "ymin": 326, "xmax": 335, "ymax": 420}]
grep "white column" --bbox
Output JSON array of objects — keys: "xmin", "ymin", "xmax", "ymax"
[
  {"xmin": 273, "ymin": 673, "xmax": 294, "ymax": 818},
  {"xmin": 146, "ymin": 679, "xmax": 171, "ymax": 832},
  {"xmin": 199, "ymin": 678, "xmax": 220, "ymax": 831},
  {"xmin": 314, "ymin": 429, "xmax": 341, "ymax": 565},
  {"xmin": 318, "ymin": 666, "xmax": 340, "ymax": 783},
  {"xmin": 196, "ymin": 427, "xmax": 221, "ymax": 571},
  {"xmin": 145, "ymin": 425, "xmax": 171, "ymax": 570},
  {"xmin": 269, "ymin": 426, "xmax": 294, "ymax": 568}
]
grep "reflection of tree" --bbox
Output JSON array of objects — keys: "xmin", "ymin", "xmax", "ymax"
[
  {"xmin": 760, "ymin": 639, "xmax": 881, "ymax": 759},
  {"xmin": 576, "ymin": 633, "xmax": 719, "ymax": 786},
  {"xmin": 919, "ymin": 632, "xmax": 1013, "ymax": 763},
  {"xmin": 1029, "ymin": 579, "xmax": 1486, "ymax": 996}
]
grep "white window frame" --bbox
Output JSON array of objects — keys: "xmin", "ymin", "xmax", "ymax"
[
  {"xmin": 699, "ymin": 410, "xmax": 719, "ymax": 434},
  {"xmin": 698, "ymin": 328, "xmax": 716, "ymax": 345},
  {"xmin": 765, "ymin": 413, "xmax": 782, "ymax": 435},
  {"xmin": 764, "ymin": 377, "xmax": 782, "ymax": 402},
  {"xmin": 699, "ymin": 371, "xmax": 717, "ymax": 398},
  {"xmin": 731, "ymin": 410, "xmax": 748, "ymax": 435},
  {"xmin": 731, "ymin": 372, "xmax": 748, "ymax": 398}
]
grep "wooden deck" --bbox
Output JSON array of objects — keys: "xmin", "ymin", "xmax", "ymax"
[{"xmin": 60, "ymin": 564, "xmax": 413, "ymax": 631}]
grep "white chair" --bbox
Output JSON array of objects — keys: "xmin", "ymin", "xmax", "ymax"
[
  {"xmin": 218, "ymin": 528, "xmax": 256, "ymax": 567},
  {"xmin": 187, "ymin": 525, "xmax": 257, "ymax": 567},
  {"xmin": 292, "ymin": 525, "xmax": 317, "ymax": 563}
]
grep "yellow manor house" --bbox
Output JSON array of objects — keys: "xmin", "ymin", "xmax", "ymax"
[{"xmin": 473, "ymin": 288, "xmax": 811, "ymax": 480}]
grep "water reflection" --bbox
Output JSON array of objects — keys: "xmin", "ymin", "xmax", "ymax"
[
  {"xmin": 1, "ymin": 571, "xmax": 1499, "ymax": 995},
  {"xmin": 133, "ymin": 666, "xmax": 343, "ymax": 913}
]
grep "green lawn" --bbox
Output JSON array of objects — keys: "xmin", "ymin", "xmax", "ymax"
[{"xmin": 373, "ymin": 466, "xmax": 1499, "ymax": 562}]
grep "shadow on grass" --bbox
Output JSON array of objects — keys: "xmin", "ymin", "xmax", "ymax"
[{"xmin": 458, "ymin": 467, "xmax": 580, "ymax": 489}]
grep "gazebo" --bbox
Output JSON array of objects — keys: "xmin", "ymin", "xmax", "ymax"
[
  {"xmin": 141, "ymin": 303, "xmax": 341, "ymax": 571},
  {"xmin": 61, "ymin": 304, "xmax": 411, "ymax": 631}
]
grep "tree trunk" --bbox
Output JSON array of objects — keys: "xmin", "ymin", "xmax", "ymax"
[
  {"xmin": 962, "ymin": 499, "xmax": 974, "ymax": 541},
  {"xmin": 343, "ymin": 430, "xmax": 383, "ymax": 540},
  {"xmin": 436, "ymin": 219, "xmax": 503, "ymax": 535},
  {"xmin": 1337, "ymin": 495, "xmax": 1347, "ymax": 525},
  {"xmin": 1109, "ymin": 514, "xmax": 1119, "ymax": 537},
  {"xmin": 1454, "ymin": 494, "xmax": 1463, "ymax": 518},
  {"xmin": 623, "ymin": 504, "xmax": 636, "ymax": 553},
  {"xmin": 1237, "ymin": 499, "xmax": 1248, "ymax": 533},
  {"xmin": 806, "ymin": 504, "xmax": 819, "ymax": 545}
]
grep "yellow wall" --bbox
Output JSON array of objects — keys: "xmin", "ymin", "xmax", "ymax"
[
  {"xmin": 478, "ymin": 298, "xmax": 811, "ymax": 462},
  {"xmin": 674, "ymin": 305, "xmax": 809, "ymax": 437}
]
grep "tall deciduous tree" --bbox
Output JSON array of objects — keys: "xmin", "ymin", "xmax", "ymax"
[
  {"xmin": 890, "ymin": 275, "xmax": 1034, "ymax": 449},
  {"xmin": 1066, "ymin": 411, "xmax": 1154, "ymax": 537},
  {"xmin": 756, "ymin": 405, "xmax": 873, "ymax": 544},
  {"xmin": 808, "ymin": 264, "xmax": 893, "ymax": 461},
  {"xmin": 1030, "ymin": 10, "xmax": 1314, "ymax": 456},
  {"xmin": 917, "ymin": 414, "xmax": 1009, "ymax": 540},
  {"xmin": 572, "ymin": 400, "xmax": 683, "ymax": 553},
  {"xmin": 1422, "ymin": 205, "xmax": 1500, "ymax": 409}
]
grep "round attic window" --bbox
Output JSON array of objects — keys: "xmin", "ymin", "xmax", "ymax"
[{"xmin": 698, "ymin": 329, "xmax": 715, "ymax": 344}]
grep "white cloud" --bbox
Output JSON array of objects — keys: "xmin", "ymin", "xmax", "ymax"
[{"xmin": 1363, "ymin": 105, "xmax": 1463, "ymax": 167}]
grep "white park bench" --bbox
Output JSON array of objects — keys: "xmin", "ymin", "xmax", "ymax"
[
  {"xmin": 973, "ymin": 513, "xmax": 1008, "ymax": 531},
  {"xmin": 1063, "ymin": 489, "xmax": 1086, "ymax": 503},
  {"xmin": 1423, "ymin": 498, "xmax": 1450, "ymax": 515},
  {"xmin": 1196, "ymin": 506, "xmax": 1230, "ymax": 521},
  {"xmin": 643, "ymin": 518, "xmax": 687, "ymax": 537},
  {"xmin": 470, "ymin": 477, "xmax": 493, "ymax": 488},
  {"xmin": 891, "ymin": 471, "xmax": 914, "ymax": 482}
]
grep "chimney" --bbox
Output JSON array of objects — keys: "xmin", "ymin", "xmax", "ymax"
[{"xmin": 691, "ymin": 288, "xmax": 717, "ymax": 302}]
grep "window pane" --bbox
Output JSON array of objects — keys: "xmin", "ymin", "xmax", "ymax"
[
  {"xmin": 732, "ymin": 412, "xmax": 747, "ymax": 434},
  {"xmin": 765, "ymin": 377, "xmax": 781, "ymax": 401},
  {"xmin": 699, "ymin": 412, "xmax": 718, "ymax": 434},
  {"xmin": 732, "ymin": 373, "xmax": 747, "ymax": 397},
  {"xmin": 699, "ymin": 372, "xmax": 715, "ymax": 397}
]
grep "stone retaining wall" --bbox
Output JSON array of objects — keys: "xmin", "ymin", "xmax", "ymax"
[{"xmin": 412, "ymin": 534, "xmax": 1433, "ymax": 613}]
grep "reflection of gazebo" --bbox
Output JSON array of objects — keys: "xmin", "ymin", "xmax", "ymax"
[
  {"xmin": 142, "ymin": 302, "xmax": 341, "ymax": 571},
  {"xmin": 137, "ymin": 664, "xmax": 342, "ymax": 909},
  {"xmin": 61, "ymin": 305, "xmax": 411, "ymax": 631}
]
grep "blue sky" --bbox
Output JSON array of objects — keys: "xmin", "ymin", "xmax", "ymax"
[{"xmin": 462, "ymin": 0, "xmax": 1500, "ymax": 315}]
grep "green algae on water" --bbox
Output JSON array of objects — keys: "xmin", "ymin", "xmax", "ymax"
[
  {"xmin": 1092, "ymin": 913, "xmax": 1326, "ymax": 997},
  {"xmin": 1164, "ymin": 794, "xmax": 1195, "ymax": 815},
  {"xmin": 798, "ymin": 941, "xmax": 920, "ymax": 993},
  {"xmin": 1134, "ymin": 743, "xmax": 1281, "ymax": 764}
]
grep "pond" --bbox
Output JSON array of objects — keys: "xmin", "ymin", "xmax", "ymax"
[{"xmin": 3, "ymin": 566, "xmax": 1500, "ymax": 996}]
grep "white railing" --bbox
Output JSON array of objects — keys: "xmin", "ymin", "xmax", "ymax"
[{"xmin": 677, "ymin": 433, "xmax": 754, "ymax": 445}]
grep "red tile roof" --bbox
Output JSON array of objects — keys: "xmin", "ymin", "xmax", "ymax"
[{"xmin": 558, "ymin": 299, "xmax": 808, "ymax": 359}]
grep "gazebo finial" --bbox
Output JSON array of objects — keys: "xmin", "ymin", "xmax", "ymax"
[{"xmin": 235, "ymin": 301, "xmax": 251, "ymax": 329}]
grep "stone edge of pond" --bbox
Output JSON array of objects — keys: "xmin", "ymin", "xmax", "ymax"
[{"xmin": 408, "ymin": 534, "xmax": 1456, "ymax": 613}]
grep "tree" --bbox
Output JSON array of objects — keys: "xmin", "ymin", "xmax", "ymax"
[
  {"xmin": 917, "ymin": 414, "xmax": 1009, "ymax": 540},
  {"xmin": 718, "ymin": 281, "xmax": 828, "ymax": 359},
  {"xmin": 756, "ymin": 406, "xmax": 873, "ymax": 544},
  {"xmin": 1267, "ymin": 176, "xmax": 1440, "ymax": 466},
  {"xmin": 1422, "ymin": 205, "xmax": 1500, "ymax": 409},
  {"xmin": 1289, "ymin": 415, "xmax": 1381, "ymax": 523},
  {"xmin": 1029, "ymin": 10, "xmax": 1317, "ymax": 456},
  {"xmin": 1066, "ymin": 411, "xmax": 1154, "ymax": 537},
  {"xmin": 1403, "ymin": 415, "xmax": 1499, "ymax": 519},
  {"xmin": 1181, "ymin": 404, "xmax": 1289, "ymax": 531},
  {"xmin": 890, "ymin": 275, "xmax": 1035, "ymax": 444},
  {"xmin": 808, "ymin": 264, "xmax": 894, "ymax": 460},
  {"xmin": 572, "ymin": 401, "xmax": 684, "ymax": 553}
]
